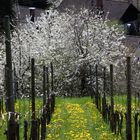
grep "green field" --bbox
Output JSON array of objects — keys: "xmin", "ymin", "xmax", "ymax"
[
  {"xmin": 46, "ymin": 97, "xmax": 122, "ymax": 140},
  {"xmin": 0, "ymin": 96, "xmax": 140, "ymax": 140},
  {"xmin": 0, "ymin": 98, "xmax": 43, "ymax": 140}
]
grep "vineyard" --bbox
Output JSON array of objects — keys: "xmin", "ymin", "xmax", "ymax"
[{"xmin": 0, "ymin": 9, "xmax": 140, "ymax": 140}]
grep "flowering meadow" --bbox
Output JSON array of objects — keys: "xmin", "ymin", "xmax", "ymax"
[{"xmin": 46, "ymin": 97, "xmax": 122, "ymax": 140}]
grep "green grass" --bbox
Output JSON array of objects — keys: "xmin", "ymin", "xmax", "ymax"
[
  {"xmin": 105, "ymin": 95, "xmax": 140, "ymax": 108},
  {"xmin": 0, "ymin": 96, "xmax": 140, "ymax": 140},
  {"xmin": 47, "ymin": 97, "xmax": 122, "ymax": 140},
  {"xmin": 106, "ymin": 95, "xmax": 140, "ymax": 140},
  {"xmin": 0, "ymin": 97, "xmax": 43, "ymax": 140}
]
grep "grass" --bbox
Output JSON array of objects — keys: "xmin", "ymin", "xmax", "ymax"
[
  {"xmin": 0, "ymin": 96, "xmax": 140, "ymax": 140},
  {"xmin": 47, "ymin": 97, "xmax": 122, "ymax": 140},
  {"xmin": 0, "ymin": 97, "xmax": 43, "ymax": 140},
  {"xmin": 106, "ymin": 95, "xmax": 140, "ymax": 140}
]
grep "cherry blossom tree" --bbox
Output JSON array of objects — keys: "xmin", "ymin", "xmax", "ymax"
[{"xmin": 0, "ymin": 9, "xmax": 128, "ymax": 97}]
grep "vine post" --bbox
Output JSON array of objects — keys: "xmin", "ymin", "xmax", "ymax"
[
  {"xmin": 41, "ymin": 65, "xmax": 47, "ymax": 140},
  {"xmin": 126, "ymin": 57, "xmax": 132, "ymax": 140},
  {"xmin": 95, "ymin": 64, "xmax": 99, "ymax": 109},
  {"xmin": 50, "ymin": 62, "xmax": 55, "ymax": 113},
  {"xmin": 102, "ymin": 67, "xmax": 106, "ymax": 119},
  {"xmin": 110, "ymin": 64, "xmax": 114, "ymax": 115},
  {"xmin": 31, "ymin": 58, "xmax": 37, "ymax": 140},
  {"xmin": 4, "ymin": 15, "xmax": 16, "ymax": 140},
  {"xmin": 110, "ymin": 64, "xmax": 114, "ymax": 132}
]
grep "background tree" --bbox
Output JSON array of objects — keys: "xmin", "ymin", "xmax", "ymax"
[{"xmin": 8, "ymin": 9, "xmax": 127, "ymax": 97}]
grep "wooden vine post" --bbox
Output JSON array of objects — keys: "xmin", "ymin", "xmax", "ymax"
[
  {"xmin": 110, "ymin": 64, "xmax": 114, "ymax": 115},
  {"xmin": 46, "ymin": 67, "xmax": 51, "ymax": 124},
  {"xmin": 89, "ymin": 65, "xmax": 93, "ymax": 98},
  {"xmin": 46, "ymin": 67, "xmax": 50, "ymax": 100},
  {"xmin": 95, "ymin": 64, "xmax": 99, "ymax": 109},
  {"xmin": 126, "ymin": 57, "xmax": 132, "ymax": 140},
  {"xmin": 43, "ymin": 66, "xmax": 46, "ymax": 106},
  {"xmin": 41, "ymin": 65, "xmax": 47, "ymax": 140},
  {"xmin": 50, "ymin": 62, "xmax": 55, "ymax": 113},
  {"xmin": 4, "ymin": 16, "xmax": 16, "ymax": 140},
  {"xmin": 102, "ymin": 67, "xmax": 106, "ymax": 119},
  {"xmin": 31, "ymin": 58, "xmax": 35, "ymax": 120},
  {"xmin": 0, "ymin": 97, "xmax": 2, "ymax": 116},
  {"xmin": 31, "ymin": 58, "xmax": 37, "ymax": 140},
  {"xmin": 51, "ymin": 62, "xmax": 54, "ymax": 92},
  {"xmin": 24, "ymin": 120, "xmax": 28, "ymax": 140},
  {"xmin": 110, "ymin": 64, "xmax": 114, "ymax": 132}
]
